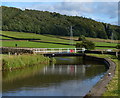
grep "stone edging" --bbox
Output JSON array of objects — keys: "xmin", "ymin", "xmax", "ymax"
[{"xmin": 84, "ymin": 55, "xmax": 116, "ymax": 97}]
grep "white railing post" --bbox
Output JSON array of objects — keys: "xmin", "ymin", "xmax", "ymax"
[
  {"xmin": 116, "ymin": 52, "xmax": 118, "ymax": 57},
  {"xmin": 82, "ymin": 48, "xmax": 86, "ymax": 53},
  {"xmin": 67, "ymin": 48, "xmax": 69, "ymax": 53},
  {"xmin": 75, "ymin": 48, "xmax": 76, "ymax": 53}
]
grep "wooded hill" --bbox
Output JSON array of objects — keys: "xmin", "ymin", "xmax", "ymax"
[{"xmin": 2, "ymin": 6, "xmax": 120, "ymax": 39}]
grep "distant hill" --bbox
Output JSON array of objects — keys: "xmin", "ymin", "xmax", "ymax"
[{"xmin": 2, "ymin": 6, "xmax": 120, "ymax": 39}]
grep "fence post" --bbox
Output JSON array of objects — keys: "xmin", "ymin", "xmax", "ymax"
[
  {"xmin": 67, "ymin": 48, "xmax": 69, "ymax": 53},
  {"xmin": 116, "ymin": 52, "xmax": 118, "ymax": 57},
  {"xmin": 82, "ymin": 48, "xmax": 85, "ymax": 53},
  {"xmin": 8, "ymin": 52, "xmax": 10, "ymax": 56},
  {"xmin": 101, "ymin": 51, "xmax": 103, "ymax": 54},
  {"xmin": 75, "ymin": 48, "xmax": 76, "ymax": 53}
]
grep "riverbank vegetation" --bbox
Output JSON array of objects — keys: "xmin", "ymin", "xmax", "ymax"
[
  {"xmin": 86, "ymin": 54, "xmax": 119, "ymax": 96},
  {"xmin": 2, "ymin": 54, "xmax": 50, "ymax": 70}
]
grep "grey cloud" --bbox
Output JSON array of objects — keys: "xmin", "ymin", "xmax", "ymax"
[
  {"xmin": 22, "ymin": 2, "xmax": 118, "ymax": 25},
  {"xmin": 53, "ymin": 2, "xmax": 93, "ymax": 16}
]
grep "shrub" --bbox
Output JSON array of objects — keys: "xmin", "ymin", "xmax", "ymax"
[
  {"xmin": 78, "ymin": 35, "xmax": 86, "ymax": 41},
  {"xmin": 116, "ymin": 44, "xmax": 120, "ymax": 49},
  {"xmin": 76, "ymin": 40, "xmax": 95, "ymax": 50}
]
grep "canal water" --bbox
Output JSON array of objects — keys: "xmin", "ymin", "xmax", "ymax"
[{"xmin": 2, "ymin": 56, "xmax": 107, "ymax": 96}]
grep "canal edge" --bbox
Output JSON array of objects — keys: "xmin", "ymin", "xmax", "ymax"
[{"xmin": 84, "ymin": 55, "xmax": 116, "ymax": 97}]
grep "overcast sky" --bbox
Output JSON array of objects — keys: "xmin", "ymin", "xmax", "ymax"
[{"xmin": 2, "ymin": 1, "xmax": 119, "ymax": 25}]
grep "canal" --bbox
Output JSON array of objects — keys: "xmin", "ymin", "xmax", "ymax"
[{"xmin": 2, "ymin": 56, "xmax": 107, "ymax": 96}]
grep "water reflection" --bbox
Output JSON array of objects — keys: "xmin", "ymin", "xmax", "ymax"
[
  {"xmin": 2, "ymin": 56, "xmax": 106, "ymax": 96},
  {"xmin": 43, "ymin": 64, "xmax": 86, "ymax": 75}
]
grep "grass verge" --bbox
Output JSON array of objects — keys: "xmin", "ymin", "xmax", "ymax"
[{"xmin": 2, "ymin": 54, "xmax": 50, "ymax": 70}]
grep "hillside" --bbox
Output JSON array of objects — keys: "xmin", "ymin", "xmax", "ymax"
[{"xmin": 2, "ymin": 6, "xmax": 120, "ymax": 39}]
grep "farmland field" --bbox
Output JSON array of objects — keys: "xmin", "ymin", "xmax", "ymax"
[
  {"xmin": 1, "ymin": 31, "xmax": 119, "ymax": 49},
  {"xmin": 2, "ymin": 41, "xmax": 74, "ymax": 48}
]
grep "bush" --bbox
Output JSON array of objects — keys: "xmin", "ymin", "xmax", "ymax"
[
  {"xmin": 76, "ymin": 40, "xmax": 95, "ymax": 50},
  {"xmin": 78, "ymin": 35, "xmax": 86, "ymax": 41},
  {"xmin": 116, "ymin": 44, "xmax": 120, "ymax": 49}
]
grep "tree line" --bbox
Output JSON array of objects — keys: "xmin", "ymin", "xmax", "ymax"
[{"xmin": 2, "ymin": 6, "xmax": 120, "ymax": 40}]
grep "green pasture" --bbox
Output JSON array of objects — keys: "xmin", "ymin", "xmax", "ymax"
[
  {"xmin": 1, "ymin": 31, "xmax": 119, "ymax": 49},
  {"xmin": 95, "ymin": 47, "xmax": 116, "ymax": 49},
  {"xmin": 2, "ymin": 41, "xmax": 74, "ymax": 48},
  {"xmin": 2, "ymin": 41, "xmax": 116, "ymax": 49},
  {"xmin": 94, "ymin": 42, "xmax": 117, "ymax": 47},
  {"xmin": 1, "ymin": 36, "xmax": 11, "ymax": 39},
  {"xmin": 2, "ymin": 31, "xmax": 72, "ymax": 44}
]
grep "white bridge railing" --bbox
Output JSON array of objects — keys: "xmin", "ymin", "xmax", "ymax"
[{"xmin": 33, "ymin": 48, "xmax": 86, "ymax": 53}]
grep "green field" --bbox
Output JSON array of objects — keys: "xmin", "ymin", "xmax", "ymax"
[
  {"xmin": 94, "ymin": 42, "xmax": 117, "ymax": 47},
  {"xmin": 1, "ymin": 31, "xmax": 71, "ymax": 43},
  {"xmin": 2, "ymin": 41, "xmax": 74, "ymax": 48},
  {"xmin": 1, "ymin": 36, "xmax": 12, "ymax": 39},
  {"xmin": 1, "ymin": 31, "xmax": 119, "ymax": 49}
]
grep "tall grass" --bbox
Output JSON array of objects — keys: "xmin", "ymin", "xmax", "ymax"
[{"xmin": 2, "ymin": 54, "xmax": 50, "ymax": 70}]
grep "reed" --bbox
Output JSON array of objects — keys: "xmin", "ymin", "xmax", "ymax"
[{"xmin": 2, "ymin": 54, "xmax": 50, "ymax": 70}]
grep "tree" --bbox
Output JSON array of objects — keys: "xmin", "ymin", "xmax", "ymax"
[
  {"xmin": 78, "ymin": 35, "xmax": 86, "ymax": 41},
  {"xmin": 76, "ymin": 40, "xmax": 95, "ymax": 50},
  {"xmin": 116, "ymin": 44, "xmax": 120, "ymax": 49},
  {"xmin": 2, "ymin": 6, "xmax": 120, "ymax": 39}
]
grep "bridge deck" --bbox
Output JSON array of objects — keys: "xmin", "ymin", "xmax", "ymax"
[{"xmin": 44, "ymin": 53, "xmax": 85, "ymax": 57}]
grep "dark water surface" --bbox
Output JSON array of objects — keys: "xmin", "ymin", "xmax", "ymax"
[{"xmin": 2, "ymin": 56, "xmax": 106, "ymax": 96}]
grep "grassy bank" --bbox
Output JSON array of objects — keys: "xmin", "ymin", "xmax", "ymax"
[
  {"xmin": 2, "ymin": 54, "xmax": 50, "ymax": 70},
  {"xmin": 86, "ymin": 53, "xmax": 119, "ymax": 96},
  {"xmin": 103, "ymin": 59, "xmax": 119, "ymax": 96}
]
